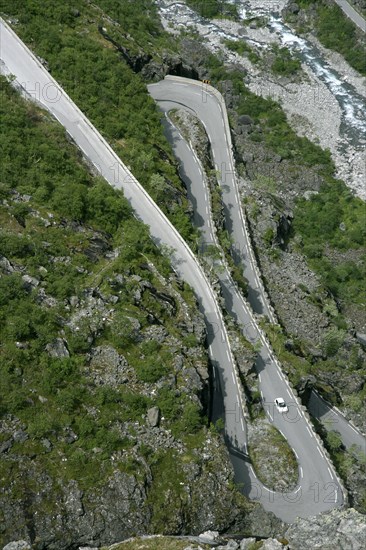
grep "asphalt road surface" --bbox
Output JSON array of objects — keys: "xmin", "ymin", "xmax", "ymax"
[
  {"xmin": 308, "ymin": 390, "xmax": 366, "ymax": 452},
  {"xmin": 0, "ymin": 19, "xmax": 354, "ymax": 522},
  {"xmin": 334, "ymin": 0, "xmax": 366, "ymax": 32},
  {"xmin": 149, "ymin": 76, "xmax": 366, "ymax": 460},
  {"xmin": 148, "ymin": 78, "xmax": 350, "ymax": 520}
]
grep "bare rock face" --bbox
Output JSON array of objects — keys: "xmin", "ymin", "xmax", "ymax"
[
  {"xmin": 147, "ymin": 406, "xmax": 160, "ymax": 427},
  {"xmin": 88, "ymin": 345, "xmax": 129, "ymax": 386},
  {"xmin": 0, "ymin": 255, "xmax": 18, "ymax": 274},
  {"xmin": 284, "ymin": 507, "xmax": 366, "ymax": 549},
  {"xmin": 46, "ymin": 338, "xmax": 70, "ymax": 358},
  {"xmin": 94, "ymin": 507, "xmax": 366, "ymax": 549},
  {"xmin": 3, "ymin": 543, "xmax": 31, "ymax": 550}
]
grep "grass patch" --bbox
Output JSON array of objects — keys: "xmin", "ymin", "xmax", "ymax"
[
  {"xmin": 1, "ymin": 0, "xmax": 199, "ymax": 246},
  {"xmin": 102, "ymin": 537, "xmax": 212, "ymax": 550},
  {"xmin": 271, "ymin": 45, "xmax": 302, "ymax": 76},
  {"xmin": 186, "ymin": 0, "xmax": 238, "ymax": 19},
  {"xmin": 291, "ymin": 0, "xmax": 366, "ymax": 75},
  {"xmin": 146, "ymin": 449, "xmax": 189, "ymax": 533},
  {"xmin": 292, "ymin": 179, "xmax": 366, "ymax": 307},
  {"xmin": 248, "ymin": 419, "xmax": 298, "ymax": 491},
  {"xmin": 224, "ymin": 39, "xmax": 260, "ymax": 64}
]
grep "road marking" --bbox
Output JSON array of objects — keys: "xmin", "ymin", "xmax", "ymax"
[
  {"xmin": 306, "ymin": 426, "xmax": 313, "ymax": 437},
  {"xmin": 258, "ymin": 373, "xmax": 261, "ymax": 383},
  {"xmin": 300, "ymin": 466, "xmax": 303, "ymax": 478},
  {"xmin": 226, "ymin": 349, "xmax": 230, "ymax": 361},
  {"xmin": 317, "ymin": 447, "xmax": 323, "ymax": 456},
  {"xmin": 293, "ymin": 449, "xmax": 299, "ymax": 459},
  {"xmin": 335, "ymin": 489, "xmax": 338, "ymax": 503},
  {"xmin": 279, "ymin": 428, "xmax": 286, "ymax": 439},
  {"xmin": 327, "ymin": 467, "xmax": 334, "ymax": 480},
  {"xmin": 294, "ymin": 486, "xmax": 301, "ymax": 494},
  {"xmin": 268, "ymin": 411, "xmax": 273, "ymax": 422},
  {"xmin": 231, "ymin": 372, "xmax": 235, "ymax": 384},
  {"xmin": 260, "ymin": 390, "xmax": 264, "ymax": 400},
  {"xmin": 286, "ymin": 389, "xmax": 292, "ymax": 398},
  {"xmin": 241, "ymin": 418, "xmax": 244, "ymax": 430},
  {"xmin": 206, "ymin": 205, "xmax": 209, "ymax": 215}
]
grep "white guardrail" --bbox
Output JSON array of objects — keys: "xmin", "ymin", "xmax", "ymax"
[
  {"xmin": 163, "ymin": 75, "xmax": 348, "ymax": 505},
  {"xmin": 0, "ymin": 18, "xmax": 249, "ymax": 445},
  {"xmin": 1, "ymin": 19, "xmax": 348, "ymax": 505}
]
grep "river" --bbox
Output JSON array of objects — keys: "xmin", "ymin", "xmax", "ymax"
[{"xmin": 157, "ymin": 0, "xmax": 366, "ymax": 198}]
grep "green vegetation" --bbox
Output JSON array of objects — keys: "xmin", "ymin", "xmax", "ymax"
[
  {"xmin": 102, "ymin": 538, "xmax": 212, "ymax": 550},
  {"xmin": 248, "ymin": 420, "xmax": 298, "ymax": 491},
  {"xmin": 316, "ymin": 424, "xmax": 366, "ymax": 514},
  {"xmin": 271, "ymin": 45, "xmax": 302, "ymax": 76},
  {"xmin": 224, "ymin": 39, "xmax": 260, "ymax": 64},
  {"xmin": 1, "ymin": 0, "xmax": 198, "ymax": 245},
  {"xmin": 293, "ymin": 180, "xmax": 366, "ymax": 307},
  {"xmin": 146, "ymin": 449, "xmax": 189, "ymax": 532},
  {"xmin": 207, "ymin": 63, "xmax": 334, "ymax": 170},
  {"xmin": 291, "ymin": 0, "xmax": 366, "ymax": 75},
  {"xmin": 0, "ymin": 74, "xmax": 209, "ymax": 518},
  {"xmin": 186, "ymin": 0, "xmax": 238, "ymax": 19}
]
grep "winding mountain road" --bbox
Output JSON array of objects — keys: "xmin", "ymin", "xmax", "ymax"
[
  {"xmin": 148, "ymin": 78, "xmax": 350, "ymax": 519},
  {"xmin": 334, "ymin": 0, "xmax": 366, "ymax": 32},
  {"xmin": 1, "ymin": 18, "xmax": 362, "ymax": 522},
  {"xmin": 148, "ymin": 77, "xmax": 366, "ymax": 455}
]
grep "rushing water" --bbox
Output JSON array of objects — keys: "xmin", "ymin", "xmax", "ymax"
[
  {"xmin": 269, "ymin": 18, "xmax": 366, "ymax": 146},
  {"xmin": 159, "ymin": 1, "xmax": 366, "ymax": 148}
]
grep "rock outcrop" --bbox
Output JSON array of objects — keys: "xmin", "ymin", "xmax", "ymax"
[{"xmin": 81, "ymin": 507, "xmax": 366, "ymax": 549}]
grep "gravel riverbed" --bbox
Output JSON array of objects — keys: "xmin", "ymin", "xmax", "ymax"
[{"xmin": 157, "ymin": 0, "xmax": 366, "ymax": 199}]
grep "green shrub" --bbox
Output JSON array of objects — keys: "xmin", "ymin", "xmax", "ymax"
[
  {"xmin": 224, "ymin": 39, "xmax": 260, "ymax": 63},
  {"xmin": 186, "ymin": 0, "xmax": 238, "ymax": 19},
  {"xmin": 292, "ymin": 1, "xmax": 366, "ymax": 75},
  {"xmin": 172, "ymin": 401, "xmax": 204, "ymax": 435},
  {"xmin": 271, "ymin": 46, "xmax": 301, "ymax": 76},
  {"xmin": 135, "ymin": 356, "xmax": 170, "ymax": 383},
  {"xmin": 293, "ymin": 180, "xmax": 366, "ymax": 306}
]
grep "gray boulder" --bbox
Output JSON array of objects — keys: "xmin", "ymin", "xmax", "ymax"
[
  {"xmin": 199, "ymin": 530, "xmax": 219, "ymax": 542},
  {"xmin": 88, "ymin": 345, "xmax": 129, "ymax": 386},
  {"xmin": 22, "ymin": 274, "xmax": 39, "ymax": 290},
  {"xmin": 288, "ymin": 2, "xmax": 300, "ymax": 14},
  {"xmin": 240, "ymin": 539, "xmax": 257, "ymax": 549},
  {"xmin": 3, "ymin": 543, "xmax": 31, "ymax": 550},
  {"xmin": 0, "ymin": 255, "xmax": 16, "ymax": 274},
  {"xmin": 285, "ymin": 507, "xmax": 366, "ymax": 549},
  {"xmin": 239, "ymin": 114, "xmax": 253, "ymax": 126},
  {"xmin": 46, "ymin": 338, "xmax": 70, "ymax": 358},
  {"xmin": 147, "ymin": 406, "xmax": 160, "ymax": 428}
]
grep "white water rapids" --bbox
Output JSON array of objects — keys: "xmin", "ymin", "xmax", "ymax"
[{"xmin": 157, "ymin": 0, "xmax": 366, "ymax": 199}]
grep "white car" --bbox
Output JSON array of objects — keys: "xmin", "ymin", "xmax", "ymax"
[{"xmin": 275, "ymin": 397, "xmax": 288, "ymax": 413}]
